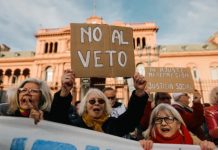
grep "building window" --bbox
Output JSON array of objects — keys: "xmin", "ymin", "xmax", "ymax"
[
  {"xmin": 12, "ymin": 69, "xmax": 20, "ymax": 84},
  {"xmin": 44, "ymin": 43, "xmax": 48, "ymax": 53},
  {"xmin": 23, "ymin": 68, "xmax": 30, "ymax": 78},
  {"xmin": 142, "ymin": 37, "xmax": 146, "ymax": 48},
  {"xmin": 192, "ymin": 67, "xmax": 200, "ymax": 80},
  {"xmin": 137, "ymin": 37, "xmax": 141, "ymax": 48},
  {"xmin": 133, "ymin": 38, "xmax": 135, "ymax": 49},
  {"xmin": 49, "ymin": 42, "xmax": 53, "ymax": 53},
  {"xmin": 45, "ymin": 67, "xmax": 53, "ymax": 82},
  {"xmin": 54, "ymin": 42, "xmax": 58, "ymax": 53},
  {"xmin": 210, "ymin": 66, "xmax": 218, "ymax": 80}
]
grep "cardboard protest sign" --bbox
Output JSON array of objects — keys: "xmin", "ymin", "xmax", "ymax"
[
  {"xmin": 70, "ymin": 23, "xmax": 135, "ymax": 77},
  {"xmin": 144, "ymin": 67, "xmax": 195, "ymax": 93}
]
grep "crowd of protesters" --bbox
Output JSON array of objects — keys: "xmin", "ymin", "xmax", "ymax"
[{"xmin": 0, "ymin": 69, "xmax": 217, "ymax": 150}]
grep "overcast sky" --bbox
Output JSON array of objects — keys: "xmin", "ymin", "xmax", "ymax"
[{"xmin": 0, "ymin": 0, "xmax": 217, "ymax": 51}]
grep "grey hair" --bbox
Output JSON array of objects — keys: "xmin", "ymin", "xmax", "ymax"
[
  {"xmin": 143, "ymin": 103, "xmax": 185, "ymax": 139},
  {"xmin": 7, "ymin": 78, "xmax": 53, "ymax": 114},
  {"xmin": 209, "ymin": 86, "xmax": 218, "ymax": 105},
  {"xmin": 78, "ymin": 88, "xmax": 112, "ymax": 116}
]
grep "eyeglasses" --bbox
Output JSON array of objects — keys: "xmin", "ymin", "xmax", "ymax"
[
  {"xmin": 154, "ymin": 116, "xmax": 176, "ymax": 124},
  {"xmin": 107, "ymin": 96, "xmax": 116, "ymax": 100},
  {"xmin": 88, "ymin": 98, "xmax": 105, "ymax": 105},
  {"xmin": 18, "ymin": 88, "xmax": 41, "ymax": 95}
]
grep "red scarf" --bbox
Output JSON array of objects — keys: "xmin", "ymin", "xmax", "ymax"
[{"xmin": 151, "ymin": 124, "xmax": 193, "ymax": 144}]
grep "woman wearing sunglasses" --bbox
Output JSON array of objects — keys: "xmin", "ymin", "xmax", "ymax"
[
  {"xmin": 139, "ymin": 104, "xmax": 216, "ymax": 150},
  {"xmin": 49, "ymin": 70, "xmax": 149, "ymax": 137},
  {"xmin": 3, "ymin": 78, "xmax": 53, "ymax": 124}
]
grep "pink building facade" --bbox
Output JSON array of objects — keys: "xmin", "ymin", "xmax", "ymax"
[{"xmin": 0, "ymin": 16, "xmax": 218, "ymax": 104}]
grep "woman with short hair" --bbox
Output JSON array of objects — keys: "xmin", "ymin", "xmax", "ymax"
[
  {"xmin": 5, "ymin": 78, "xmax": 53, "ymax": 124},
  {"xmin": 139, "ymin": 104, "xmax": 216, "ymax": 150}
]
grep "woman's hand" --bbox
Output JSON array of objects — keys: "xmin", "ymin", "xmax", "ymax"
[
  {"xmin": 27, "ymin": 100, "xmax": 43, "ymax": 125},
  {"xmin": 60, "ymin": 69, "xmax": 75, "ymax": 97},
  {"xmin": 139, "ymin": 139, "xmax": 153, "ymax": 150},
  {"xmin": 199, "ymin": 140, "xmax": 216, "ymax": 150},
  {"xmin": 29, "ymin": 109, "xmax": 43, "ymax": 125},
  {"xmin": 133, "ymin": 72, "xmax": 147, "ymax": 97}
]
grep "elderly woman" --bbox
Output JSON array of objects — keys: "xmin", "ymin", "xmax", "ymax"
[
  {"xmin": 205, "ymin": 86, "xmax": 218, "ymax": 145},
  {"xmin": 49, "ymin": 70, "xmax": 149, "ymax": 137},
  {"xmin": 172, "ymin": 90, "xmax": 205, "ymax": 140},
  {"xmin": 5, "ymin": 78, "xmax": 52, "ymax": 124},
  {"xmin": 139, "ymin": 104, "xmax": 216, "ymax": 150}
]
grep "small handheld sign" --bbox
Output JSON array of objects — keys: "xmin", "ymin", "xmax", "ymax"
[{"xmin": 144, "ymin": 67, "xmax": 195, "ymax": 93}]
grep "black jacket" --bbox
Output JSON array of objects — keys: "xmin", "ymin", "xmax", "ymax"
[{"xmin": 49, "ymin": 90, "xmax": 148, "ymax": 137}]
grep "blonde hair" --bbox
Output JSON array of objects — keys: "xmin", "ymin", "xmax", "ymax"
[
  {"xmin": 7, "ymin": 78, "xmax": 53, "ymax": 114},
  {"xmin": 143, "ymin": 103, "xmax": 185, "ymax": 139},
  {"xmin": 209, "ymin": 86, "xmax": 218, "ymax": 105},
  {"xmin": 78, "ymin": 88, "xmax": 112, "ymax": 116}
]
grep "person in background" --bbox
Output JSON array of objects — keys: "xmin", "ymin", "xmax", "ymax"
[
  {"xmin": 172, "ymin": 90, "xmax": 205, "ymax": 140},
  {"xmin": 49, "ymin": 71, "xmax": 149, "ymax": 137},
  {"xmin": 4, "ymin": 78, "xmax": 53, "ymax": 124},
  {"xmin": 103, "ymin": 87, "xmax": 126, "ymax": 118},
  {"xmin": 139, "ymin": 104, "xmax": 216, "ymax": 150},
  {"xmin": 154, "ymin": 92, "xmax": 171, "ymax": 106},
  {"xmin": 204, "ymin": 86, "xmax": 218, "ymax": 145}
]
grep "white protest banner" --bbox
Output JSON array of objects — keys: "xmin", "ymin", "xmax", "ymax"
[
  {"xmin": 144, "ymin": 67, "xmax": 195, "ymax": 93},
  {"xmin": 0, "ymin": 117, "xmax": 203, "ymax": 150},
  {"xmin": 70, "ymin": 23, "xmax": 135, "ymax": 78}
]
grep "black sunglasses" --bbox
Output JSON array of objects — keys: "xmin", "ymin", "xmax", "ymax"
[{"xmin": 88, "ymin": 98, "xmax": 105, "ymax": 105}]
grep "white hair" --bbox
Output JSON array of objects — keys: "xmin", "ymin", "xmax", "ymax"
[
  {"xmin": 143, "ymin": 103, "xmax": 186, "ymax": 139},
  {"xmin": 7, "ymin": 78, "xmax": 53, "ymax": 114},
  {"xmin": 78, "ymin": 88, "xmax": 112, "ymax": 116}
]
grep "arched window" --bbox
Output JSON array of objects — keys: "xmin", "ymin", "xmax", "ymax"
[
  {"xmin": 137, "ymin": 37, "xmax": 141, "ymax": 49},
  {"xmin": 192, "ymin": 67, "xmax": 200, "ymax": 80},
  {"xmin": 5, "ymin": 69, "xmax": 12, "ymax": 83},
  {"xmin": 49, "ymin": 42, "xmax": 53, "ymax": 53},
  {"xmin": 23, "ymin": 68, "xmax": 30, "ymax": 78},
  {"xmin": 12, "ymin": 69, "xmax": 21, "ymax": 84},
  {"xmin": 210, "ymin": 66, "xmax": 218, "ymax": 80},
  {"xmin": 66, "ymin": 40, "xmax": 70, "ymax": 51},
  {"xmin": 44, "ymin": 43, "xmax": 48, "ymax": 53},
  {"xmin": 5, "ymin": 69, "xmax": 11, "ymax": 76},
  {"xmin": 54, "ymin": 42, "xmax": 58, "ymax": 53},
  {"xmin": 133, "ymin": 38, "xmax": 135, "ymax": 49},
  {"xmin": 45, "ymin": 67, "xmax": 53, "ymax": 82},
  {"xmin": 142, "ymin": 37, "xmax": 146, "ymax": 48},
  {"xmin": 136, "ymin": 63, "xmax": 145, "ymax": 76}
]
